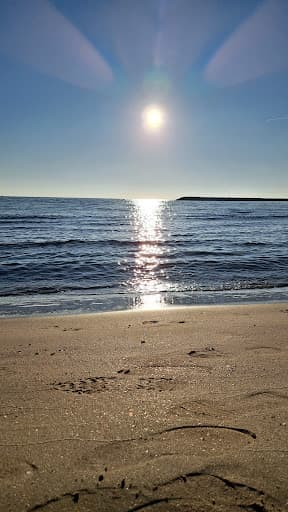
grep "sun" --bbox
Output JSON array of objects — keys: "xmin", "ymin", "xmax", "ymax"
[{"xmin": 142, "ymin": 105, "xmax": 165, "ymax": 132}]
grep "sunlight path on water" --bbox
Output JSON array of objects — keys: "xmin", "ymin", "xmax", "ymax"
[{"xmin": 131, "ymin": 199, "xmax": 168, "ymax": 309}]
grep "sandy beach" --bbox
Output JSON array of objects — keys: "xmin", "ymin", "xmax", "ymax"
[{"xmin": 0, "ymin": 303, "xmax": 287, "ymax": 511}]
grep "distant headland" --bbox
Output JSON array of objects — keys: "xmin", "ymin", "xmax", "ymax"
[{"xmin": 177, "ymin": 197, "xmax": 288, "ymax": 201}]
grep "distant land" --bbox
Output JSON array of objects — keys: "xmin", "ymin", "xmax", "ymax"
[{"xmin": 177, "ymin": 197, "xmax": 288, "ymax": 201}]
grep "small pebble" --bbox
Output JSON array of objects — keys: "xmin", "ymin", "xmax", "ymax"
[{"xmin": 72, "ymin": 493, "xmax": 79, "ymax": 503}]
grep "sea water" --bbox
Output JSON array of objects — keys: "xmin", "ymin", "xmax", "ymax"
[{"xmin": 0, "ymin": 196, "xmax": 287, "ymax": 316}]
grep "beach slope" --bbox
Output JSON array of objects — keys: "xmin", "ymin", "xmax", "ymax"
[{"xmin": 0, "ymin": 304, "xmax": 287, "ymax": 511}]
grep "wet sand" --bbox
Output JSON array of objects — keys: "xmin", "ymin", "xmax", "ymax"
[{"xmin": 0, "ymin": 303, "xmax": 288, "ymax": 511}]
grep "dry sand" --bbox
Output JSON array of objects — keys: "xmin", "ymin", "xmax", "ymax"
[{"xmin": 0, "ymin": 303, "xmax": 288, "ymax": 512}]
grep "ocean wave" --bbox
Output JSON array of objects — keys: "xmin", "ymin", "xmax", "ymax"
[
  {"xmin": 0, "ymin": 215, "xmax": 64, "ymax": 221},
  {"xmin": 0, "ymin": 239, "xmax": 171, "ymax": 249},
  {"xmin": 1, "ymin": 280, "xmax": 288, "ymax": 298},
  {"xmin": 182, "ymin": 281, "xmax": 288, "ymax": 293},
  {"xmin": 1, "ymin": 238, "xmax": 284, "ymax": 251},
  {"xmin": 0, "ymin": 283, "xmax": 117, "ymax": 297}
]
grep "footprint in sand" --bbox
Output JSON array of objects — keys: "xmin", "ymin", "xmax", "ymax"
[
  {"xmin": 52, "ymin": 374, "xmax": 175, "ymax": 394},
  {"xmin": 246, "ymin": 345, "xmax": 281, "ymax": 352},
  {"xmin": 188, "ymin": 346, "xmax": 219, "ymax": 358},
  {"xmin": 245, "ymin": 390, "xmax": 288, "ymax": 401}
]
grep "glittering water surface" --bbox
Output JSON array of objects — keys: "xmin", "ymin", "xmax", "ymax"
[{"xmin": 0, "ymin": 196, "xmax": 287, "ymax": 316}]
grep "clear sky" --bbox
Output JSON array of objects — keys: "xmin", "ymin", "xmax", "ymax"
[{"xmin": 0, "ymin": 0, "xmax": 288, "ymax": 199}]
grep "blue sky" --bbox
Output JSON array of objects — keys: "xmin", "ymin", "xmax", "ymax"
[{"xmin": 0, "ymin": 0, "xmax": 288, "ymax": 199}]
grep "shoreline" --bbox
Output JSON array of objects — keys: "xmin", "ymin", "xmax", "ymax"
[
  {"xmin": 1, "ymin": 291, "xmax": 288, "ymax": 319},
  {"xmin": 0, "ymin": 297, "xmax": 287, "ymax": 319},
  {"xmin": 1, "ymin": 303, "xmax": 287, "ymax": 511}
]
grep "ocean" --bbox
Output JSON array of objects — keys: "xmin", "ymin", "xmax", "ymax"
[{"xmin": 0, "ymin": 196, "xmax": 287, "ymax": 316}]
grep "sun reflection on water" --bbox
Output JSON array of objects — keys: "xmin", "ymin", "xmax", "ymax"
[{"xmin": 131, "ymin": 199, "xmax": 167, "ymax": 309}]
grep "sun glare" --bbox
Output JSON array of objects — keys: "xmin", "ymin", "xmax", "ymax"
[
  {"xmin": 131, "ymin": 199, "xmax": 166, "ymax": 309},
  {"xmin": 142, "ymin": 105, "xmax": 165, "ymax": 132}
]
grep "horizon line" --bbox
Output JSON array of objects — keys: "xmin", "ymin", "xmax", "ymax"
[{"xmin": 1, "ymin": 194, "xmax": 288, "ymax": 201}]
